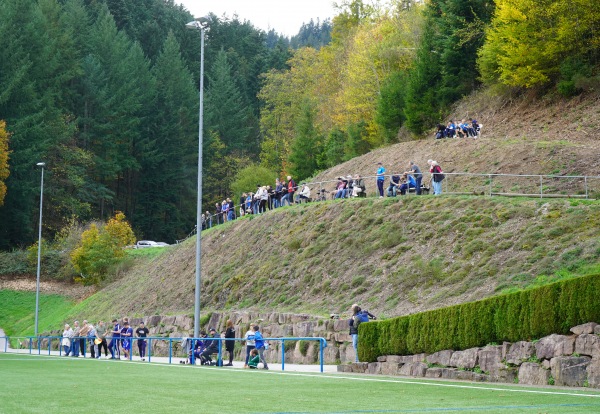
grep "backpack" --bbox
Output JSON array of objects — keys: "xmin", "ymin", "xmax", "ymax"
[
  {"xmin": 357, "ymin": 310, "xmax": 371, "ymax": 324},
  {"xmin": 433, "ymin": 165, "xmax": 445, "ymax": 182}
]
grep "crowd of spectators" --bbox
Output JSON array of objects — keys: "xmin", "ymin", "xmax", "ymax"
[
  {"xmin": 200, "ymin": 160, "xmax": 444, "ymax": 231},
  {"xmin": 61, "ymin": 318, "xmax": 149, "ymax": 361},
  {"xmin": 435, "ymin": 118, "xmax": 480, "ymax": 139}
]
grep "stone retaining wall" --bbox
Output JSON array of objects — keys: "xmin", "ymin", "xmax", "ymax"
[{"xmin": 338, "ymin": 322, "xmax": 600, "ymax": 388}]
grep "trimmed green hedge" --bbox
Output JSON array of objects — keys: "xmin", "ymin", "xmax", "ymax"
[{"xmin": 359, "ymin": 273, "xmax": 600, "ymax": 362}]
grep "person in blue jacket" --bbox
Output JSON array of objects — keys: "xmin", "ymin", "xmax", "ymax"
[
  {"xmin": 250, "ymin": 325, "xmax": 269, "ymax": 370},
  {"xmin": 376, "ymin": 163, "xmax": 386, "ymax": 198}
]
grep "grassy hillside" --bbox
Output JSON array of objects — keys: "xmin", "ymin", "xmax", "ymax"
[
  {"xmin": 63, "ymin": 196, "xmax": 600, "ymax": 324},
  {"xmin": 312, "ymin": 90, "xmax": 600, "ymax": 197},
  {"xmin": 3, "ymin": 90, "xmax": 600, "ymax": 335}
]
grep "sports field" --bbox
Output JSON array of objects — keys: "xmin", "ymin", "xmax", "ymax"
[{"xmin": 1, "ymin": 353, "xmax": 600, "ymax": 413}]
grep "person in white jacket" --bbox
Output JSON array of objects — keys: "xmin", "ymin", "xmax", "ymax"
[
  {"xmin": 62, "ymin": 324, "xmax": 73, "ymax": 356},
  {"xmin": 298, "ymin": 183, "xmax": 311, "ymax": 203}
]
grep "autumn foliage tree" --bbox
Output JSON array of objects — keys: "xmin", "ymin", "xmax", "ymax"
[
  {"xmin": 0, "ymin": 120, "xmax": 9, "ymax": 206},
  {"xmin": 70, "ymin": 211, "xmax": 135, "ymax": 285}
]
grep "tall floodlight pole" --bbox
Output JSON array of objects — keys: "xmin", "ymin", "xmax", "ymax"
[
  {"xmin": 34, "ymin": 162, "xmax": 46, "ymax": 337},
  {"xmin": 186, "ymin": 16, "xmax": 209, "ymax": 339}
]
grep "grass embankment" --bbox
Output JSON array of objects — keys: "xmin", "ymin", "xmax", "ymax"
[
  {"xmin": 0, "ymin": 291, "xmax": 74, "ymax": 336},
  {"xmin": 59, "ymin": 196, "xmax": 600, "ymax": 325}
]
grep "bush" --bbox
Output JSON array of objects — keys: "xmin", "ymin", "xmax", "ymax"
[
  {"xmin": 359, "ymin": 273, "xmax": 600, "ymax": 362},
  {"xmin": 70, "ymin": 212, "xmax": 135, "ymax": 285}
]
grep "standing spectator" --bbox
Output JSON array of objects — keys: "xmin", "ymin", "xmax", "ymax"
[
  {"xmin": 205, "ymin": 211, "xmax": 212, "ymax": 228},
  {"xmin": 224, "ymin": 319, "xmax": 235, "ymax": 366},
  {"xmin": 71, "ymin": 320, "xmax": 81, "ymax": 357},
  {"xmin": 215, "ymin": 203, "xmax": 222, "ymax": 225},
  {"xmin": 201, "ymin": 214, "xmax": 206, "ymax": 230},
  {"xmin": 348, "ymin": 305, "xmax": 360, "ymax": 362},
  {"xmin": 281, "ymin": 176, "xmax": 296, "ymax": 206},
  {"xmin": 136, "ymin": 322, "xmax": 149, "ymax": 361},
  {"xmin": 78, "ymin": 320, "xmax": 91, "ymax": 357},
  {"xmin": 245, "ymin": 193, "xmax": 253, "ymax": 214},
  {"xmin": 221, "ymin": 200, "xmax": 229, "ymax": 222},
  {"xmin": 274, "ymin": 178, "xmax": 283, "ymax": 208},
  {"xmin": 120, "ymin": 321, "xmax": 133, "ymax": 360},
  {"xmin": 108, "ymin": 318, "xmax": 121, "ymax": 359},
  {"xmin": 251, "ymin": 325, "xmax": 269, "ymax": 370},
  {"xmin": 61, "ymin": 324, "xmax": 73, "ymax": 356},
  {"xmin": 95, "ymin": 320, "xmax": 108, "ymax": 358},
  {"xmin": 244, "ymin": 324, "xmax": 256, "ymax": 368},
  {"xmin": 240, "ymin": 193, "xmax": 247, "ymax": 216},
  {"xmin": 406, "ymin": 161, "xmax": 423, "ymax": 195},
  {"xmin": 86, "ymin": 321, "xmax": 96, "ymax": 359},
  {"xmin": 428, "ymin": 159, "xmax": 444, "ymax": 195},
  {"xmin": 376, "ymin": 163, "xmax": 386, "ymax": 198},
  {"xmin": 266, "ymin": 185, "xmax": 274, "ymax": 210},
  {"xmin": 227, "ymin": 198, "xmax": 235, "ymax": 221},
  {"xmin": 259, "ymin": 186, "xmax": 269, "ymax": 213}
]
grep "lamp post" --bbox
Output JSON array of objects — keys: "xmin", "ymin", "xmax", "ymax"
[
  {"xmin": 34, "ymin": 162, "xmax": 45, "ymax": 337},
  {"xmin": 186, "ymin": 16, "xmax": 209, "ymax": 339}
]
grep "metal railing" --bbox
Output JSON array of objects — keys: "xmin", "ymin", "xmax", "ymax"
[
  {"xmin": 173, "ymin": 171, "xmax": 599, "ymax": 243},
  {"xmin": 0, "ymin": 335, "xmax": 328, "ymax": 372}
]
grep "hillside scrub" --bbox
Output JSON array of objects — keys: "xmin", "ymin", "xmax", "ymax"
[{"xmin": 62, "ymin": 196, "xmax": 600, "ymax": 324}]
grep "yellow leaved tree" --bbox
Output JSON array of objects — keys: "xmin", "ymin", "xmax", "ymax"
[
  {"xmin": 0, "ymin": 120, "xmax": 10, "ymax": 206},
  {"xmin": 70, "ymin": 212, "xmax": 135, "ymax": 285}
]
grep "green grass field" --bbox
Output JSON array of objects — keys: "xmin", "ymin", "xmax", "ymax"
[{"xmin": 2, "ymin": 353, "xmax": 600, "ymax": 413}]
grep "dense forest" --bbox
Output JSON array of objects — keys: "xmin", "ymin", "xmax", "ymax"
[{"xmin": 0, "ymin": 0, "xmax": 598, "ymax": 250}]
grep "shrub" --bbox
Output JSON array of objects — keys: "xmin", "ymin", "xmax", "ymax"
[
  {"xmin": 359, "ymin": 273, "xmax": 600, "ymax": 361},
  {"xmin": 70, "ymin": 212, "xmax": 135, "ymax": 285}
]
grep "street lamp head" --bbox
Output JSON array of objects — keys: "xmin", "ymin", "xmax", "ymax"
[
  {"xmin": 186, "ymin": 15, "xmax": 210, "ymax": 30},
  {"xmin": 36, "ymin": 162, "xmax": 45, "ymax": 167}
]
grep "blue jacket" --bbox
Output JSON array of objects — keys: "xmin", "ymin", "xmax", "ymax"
[{"xmin": 252, "ymin": 331, "xmax": 265, "ymax": 349}]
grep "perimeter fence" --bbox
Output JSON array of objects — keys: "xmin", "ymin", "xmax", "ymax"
[
  {"xmin": 178, "ymin": 172, "xmax": 599, "ymax": 242},
  {"xmin": 0, "ymin": 335, "xmax": 328, "ymax": 372}
]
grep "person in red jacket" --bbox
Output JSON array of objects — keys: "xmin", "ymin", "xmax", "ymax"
[{"xmin": 281, "ymin": 176, "xmax": 296, "ymax": 206}]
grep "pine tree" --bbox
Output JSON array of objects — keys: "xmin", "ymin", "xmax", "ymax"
[
  {"xmin": 134, "ymin": 31, "xmax": 197, "ymax": 240},
  {"xmin": 289, "ymin": 101, "xmax": 322, "ymax": 180},
  {"xmin": 204, "ymin": 49, "xmax": 252, "ymax": 154}
]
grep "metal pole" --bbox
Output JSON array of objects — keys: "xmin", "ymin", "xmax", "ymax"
[
  {"xmin": 194, "ymin": 25, "xmax": 205, "ymax": 339},
  {"xmin": 540, "ymin": 176, "xmax": 543, "ymax": 198},
  {"xmin": 281, "ymin": 339, "xmax": 285, "ymax": 371},
  {"xmin": 585, "ymin": 176, "xmax": 588, "ymax": 199},
  {"xmin": 34, "ymin": 164, "xmax": 45, "ymax": 337}
]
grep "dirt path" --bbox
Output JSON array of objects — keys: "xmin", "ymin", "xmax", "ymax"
[{"xmin": 0, "ymin": 277, "xmax": 94, "ymax": 300}]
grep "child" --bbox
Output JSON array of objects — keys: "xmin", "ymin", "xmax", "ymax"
[{"xmin": 248, "ymin": 348, "xmax": 260, "ymax": 369}]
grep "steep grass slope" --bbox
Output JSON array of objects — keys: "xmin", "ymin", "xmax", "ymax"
[
  {"xmin": 312, "ymin": 91, "xmax": 600, "ymax": 196},
  {"xmin": 68, "ymin": 196, "xmax": 600, "ymax": 322}
]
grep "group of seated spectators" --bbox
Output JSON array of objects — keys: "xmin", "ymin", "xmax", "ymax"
[{"xmin": 436, "ymin": 118, "xmax": 480, "ymax": 139}]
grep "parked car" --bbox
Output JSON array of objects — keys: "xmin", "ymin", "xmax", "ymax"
[{"xmin": 135, "ymin": 240, "xmax": 168, "ymax": 249}]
